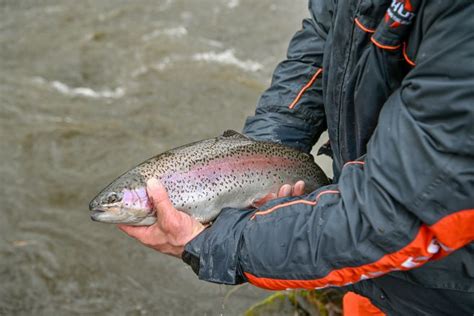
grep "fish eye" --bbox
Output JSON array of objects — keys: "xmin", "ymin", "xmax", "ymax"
[{"xmin": 106, "ymin": 192, "xmax": 120, "ymax": 204}]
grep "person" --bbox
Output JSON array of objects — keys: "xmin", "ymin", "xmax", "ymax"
[{"xmin": 118, "ymin": 0, "xmax": 474, "ymax": 314}]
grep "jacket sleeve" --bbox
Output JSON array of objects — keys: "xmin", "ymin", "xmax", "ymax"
[
  {"xmin": 182, "ymin": 1, "xmax": 474, "ymax": 289},
  {"xmin": 242, "ymin": 0, "xmax": 332, "ymax": 153}
]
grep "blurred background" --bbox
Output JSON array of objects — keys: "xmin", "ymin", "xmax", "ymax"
[{"xmin": 0, "ymin": 0, "xmax": 332, "ymax": 314}]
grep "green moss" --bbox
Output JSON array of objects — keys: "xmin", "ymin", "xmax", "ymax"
[{"xmin": 245, "ymin": 289, "xmax": 343, "ymax": 316}]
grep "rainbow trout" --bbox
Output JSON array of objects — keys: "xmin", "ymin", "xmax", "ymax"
[{"xmin": 89, "ymin": 130, "xmax": 329, "ymax": 225}]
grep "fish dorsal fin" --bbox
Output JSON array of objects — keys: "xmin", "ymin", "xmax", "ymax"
[{"xmin": 222, "ymin": 130, "xmax": 249, "ymax": 139}]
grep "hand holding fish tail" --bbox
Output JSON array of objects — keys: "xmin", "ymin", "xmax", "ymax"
[{"xmin": 118, "ymin": 178, "xmax": 206, "ymax": 258}]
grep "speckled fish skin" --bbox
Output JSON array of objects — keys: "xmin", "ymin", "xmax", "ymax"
[{"xmin": 89, "ymin": 130, "xmax": 329, "ymax": 226}]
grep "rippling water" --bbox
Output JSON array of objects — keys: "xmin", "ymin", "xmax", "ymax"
[{"xmin": 0, "ymin": 1, "xmax": 331, "ymax": 314}]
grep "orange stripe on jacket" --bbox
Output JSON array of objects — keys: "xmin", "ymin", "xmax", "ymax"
[
  {"xmin": 370, "ymin": 37, "xmax": 401, "ymax": 50},
  {"xmin": 288, "ymin": 68, "xmax": 323, "ymax": 109},
  {"xmin": 402, "ymin": 42, "xmax": 416, "ymax": 66},
  {"xmin": 354, "ymin": 18, "xmax": 376, "ymax": 33},
  {"xmin": 250, "ymin": 190, "xmax": 340, "ymax": 219},
  {"xmin": 244, "ymin": 209, "xmax": 474, "ymax": 290},
  {"xmin": 430, "ymin": 209, "xmax": 474, "ymax": 257},
  {"xmin": 344, "ymin": 161, "xmax": 366, "ymax": 168}
]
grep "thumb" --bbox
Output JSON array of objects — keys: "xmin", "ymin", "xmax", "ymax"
[{"xmin": 146, "ymin": 178, "xmax": 176, "ymax": 222}]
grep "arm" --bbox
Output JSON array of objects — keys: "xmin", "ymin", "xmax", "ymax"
[
  {"xmin": 183, "ymin": 1, "xmax": 474, "ymax": 287},
  {"xmin": 243, "ymin": 0, "xmax": 333, "ymax": 153}
]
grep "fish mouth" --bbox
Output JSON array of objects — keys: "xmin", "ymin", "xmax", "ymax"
[
  {"xmin": 89, "ymin": 206, "xmax": 155, "ymax": 225},
  {"xmin": 90, "ymin": 208, "xmax": 107, "ymax": 222},
  {"xmin": 90, "ymin": 208, "xmax": 125, "ymax": 223}
]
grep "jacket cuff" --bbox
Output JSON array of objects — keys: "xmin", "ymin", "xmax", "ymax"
[{"xmin": 182, "ymin": 207, "xmax": 255, "ymax": 285}]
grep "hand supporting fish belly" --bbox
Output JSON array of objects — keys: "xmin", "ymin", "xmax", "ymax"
[
  {"xmin": 118, "ymin": 179, "xmax": 206, "ymax": 258},
  {"xmin": 89, "ymin": 130, "xmax": 329, "ymax": 226},
  {"xmin": 117, "ymin": 178, "xmax": 306, "ymax": 258}
]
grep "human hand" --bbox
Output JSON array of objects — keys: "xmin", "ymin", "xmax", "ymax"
[
  {"xmin": 117, "ymin": 178, "xmax": 206, "ymax": 258},
  {"xmin": 252, "ymin": 181, "xmax": 306, "ymax": 207},
  {"xmin": 277, "ymin": 180, "xmax": 305, "ymax": 198},
  {"xmin": 268, "ymin": 181, "xmax": 306, "ymax": 201}
]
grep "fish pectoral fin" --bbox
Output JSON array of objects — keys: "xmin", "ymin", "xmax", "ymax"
[
  {"xmin": 221, "ymin": 130, "xmax": 250, "ymax": 139},
  {"xmin": 250, "ymin": 192, "xmax": 277, "ymax": 209}
]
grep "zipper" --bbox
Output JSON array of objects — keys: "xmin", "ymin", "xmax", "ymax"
[{"xmin": 336, "ymin": 0, "xmax": 362, "ymax": 166}]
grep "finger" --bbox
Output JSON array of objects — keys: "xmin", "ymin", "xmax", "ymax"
[
  {"xmin": 146, "ymin": 178, "xmax": 178, "ymax": 226},
  {"xmin": 293, "ymin": 181, "xmax": 305, "ymax": 196},
  {"xmin": 147, "ymin": 178, "xmax": 173, "ymax": 210},
  {"xmin": 278, "ymin": 184, "xmax": 292, "ymax": 197}
]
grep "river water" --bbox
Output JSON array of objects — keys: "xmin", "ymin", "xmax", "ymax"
[{"xmin": 0, "ymin": 1, "xmax": 332, "ymax": 315}]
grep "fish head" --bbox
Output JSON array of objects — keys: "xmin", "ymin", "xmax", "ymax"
[{"xmin": 89, "ymin": 172, "xmax": 156, "ymax": 226}]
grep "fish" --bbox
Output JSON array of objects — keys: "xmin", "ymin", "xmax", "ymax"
[{"xmin": 89, "ymin": 130, "xmax": 329, "ymax": 226}]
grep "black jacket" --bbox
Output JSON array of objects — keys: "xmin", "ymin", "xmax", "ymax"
[{"xmin": 183, "ymin": 1, "xmax": 474, "ymax": 314}]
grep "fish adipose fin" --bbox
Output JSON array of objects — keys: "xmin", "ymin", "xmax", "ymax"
[{"xmin": 222, "ymin": 130, "xmax": 250, "ymax": 139}]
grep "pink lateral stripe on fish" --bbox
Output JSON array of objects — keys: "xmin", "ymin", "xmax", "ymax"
[{"xmin": 162, "ymin": 156, "xmax": 299, "ymax": 182}]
